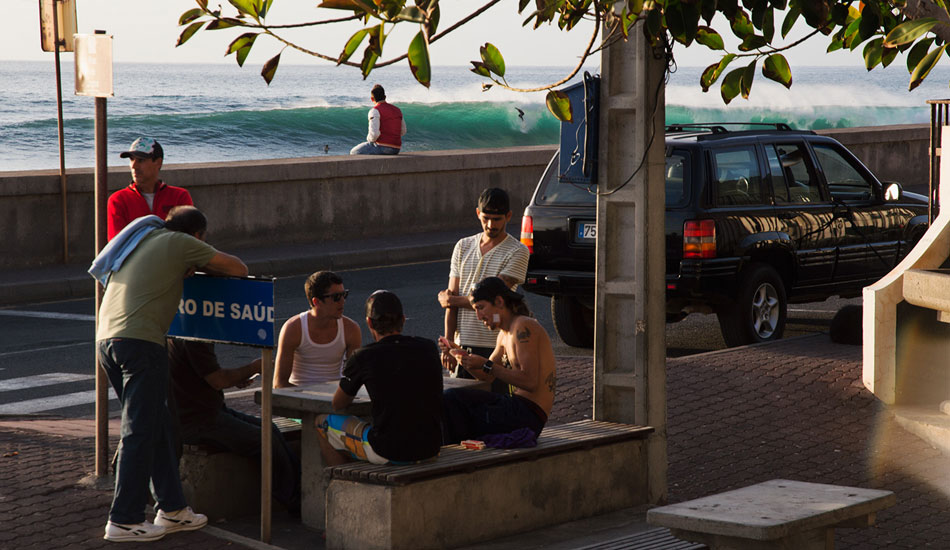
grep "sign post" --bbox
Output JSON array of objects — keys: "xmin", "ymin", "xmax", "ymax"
[
  {"xmin": 74, "ymin": 30, "xmax": 113, "ymax": 479},
  {"xmin": 39, "ymin": 0, "xmax": 77, "ymax": 263},
  {"xmin": 168, "ymin": 275, "xmax": 277, "ymax": 543}
]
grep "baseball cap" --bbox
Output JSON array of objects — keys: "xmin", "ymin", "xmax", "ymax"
[
  {"xmin": 477, "ymin": 187, "xmax": 510, "ymax": 215},
  {"xmin": 365, "ymin": 290, "xmax": 403, "ymax": 321},
  {"xmin": 119, "ymin": 137, "xmax": 164, "ymax": 160}
]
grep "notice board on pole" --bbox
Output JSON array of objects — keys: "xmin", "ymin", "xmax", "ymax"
[{"xmin": 168, "ymin": 274, "xmax": 276, "ymax": 348}]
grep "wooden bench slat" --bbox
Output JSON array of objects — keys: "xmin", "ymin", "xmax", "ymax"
[{"xmin": 327, "ymin": 420, "xmax": 653, "ymax": 485}]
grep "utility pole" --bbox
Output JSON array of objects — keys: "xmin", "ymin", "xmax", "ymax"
[{"xmin": 593, "ymin": 30, "xmax": 668, "ymax": 504}]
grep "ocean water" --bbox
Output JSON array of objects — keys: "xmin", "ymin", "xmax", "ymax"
[{"xmin": 2, "ymin": 60, "xmax": 948, "ymax": 171}]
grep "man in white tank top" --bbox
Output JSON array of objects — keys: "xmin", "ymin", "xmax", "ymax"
[{"xmin": 274, "ymin": 271, "xmax": 362, "ymax": 388}]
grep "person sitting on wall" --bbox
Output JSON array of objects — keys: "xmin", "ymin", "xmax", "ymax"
[
  {"xmin": 315, "ymin": 290, "xmax": 443, "ymax": 465},
  {"xmin": 440, "ymin": 277, "xmax": 556, "ymax": 445},
  {"xmin": 350, "ymin": 84, "xmax": 406, "ymax": 155},
  {"xmin": 273, "ymin": 271, "xmax": 362, "ymax": 388}
]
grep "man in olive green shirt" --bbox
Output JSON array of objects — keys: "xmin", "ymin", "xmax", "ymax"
[{"xmin": 97, "ymin": 206, "xmax": 247, "ymax": 543}]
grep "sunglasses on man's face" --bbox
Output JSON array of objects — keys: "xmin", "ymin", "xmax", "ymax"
[{"xmin": 319, "ymin": 290, "xmax": 349, "ymax": 303}]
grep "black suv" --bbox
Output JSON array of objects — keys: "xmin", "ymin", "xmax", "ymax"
[{"xmin": 520, "ymin": 124, "xmax": 929, "ymax": 348}]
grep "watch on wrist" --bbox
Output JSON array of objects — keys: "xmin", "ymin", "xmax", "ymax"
[{"xmin": 482, "ymin": 359, "xmax": 494, "ymax": 375}]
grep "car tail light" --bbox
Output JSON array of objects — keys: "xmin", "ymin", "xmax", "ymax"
[
  {"xmin": 521, "ymin": 215, "xmax": 534, "ymax": 253},
  {"xmin": 683, "ymin": 219, "xmax": 716, "ymax": 258}
]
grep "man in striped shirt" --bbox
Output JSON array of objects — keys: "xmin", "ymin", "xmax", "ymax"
[{"xmin": 438, "ymin": 188, "xmax": 529, "ymax": 394}]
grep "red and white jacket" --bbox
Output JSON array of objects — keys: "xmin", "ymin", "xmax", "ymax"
[{"xmin": 367, "ymin": 101, "xmax": 406, "ymax": 149}]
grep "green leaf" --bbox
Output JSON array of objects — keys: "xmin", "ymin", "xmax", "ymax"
[
  {"xmin": 226, "ymin": 32, "xmax": 259, "ymax": 66},
  {"xmin": 731, "ymin": 9, "xmax": 754, "ymax": 39},
  {"xmin": 407, "ymin": 31, "xmax": 431, "ymax": 88},
  {"xmin": 827, "ymin": 39, "xmax": 843, "ymax": 53},
  {"xmin": 518, "ymin": 0, "xmax": 530, "ymax": 13},
  {"xmin": 906, "ymin": 38, "xmax": 935, "ymax": 74},
  {"xmin": 196, "ymin": 0, "xmax": 209, "ymax": 9},
  {"xmin": 665, "ymin": 2, "xmax": 699, "ymax": 46},
  {"xmin": 426, "ymin": 4, "xmax": 440, "ymax": 36},
  {"xmin": 761, "ymin": 8, "xmax": 774, "ymax": 43},
  {"xmin": 740, "ymin": 60, "xmax": 756, "ymax": 99},
  {"xmin": 176, "ymin": 21, "xmax": 206, "ymax": 46},
  {"xmin": 338, "ymin": 28, "xmax": 369, "ymax": 64},
  {"xmin": 762, "ymin": 53, "xmax": 792, "ymax": 88},
  {"xmin": 831, "ymin": 3, "xmax": 849, "ymax": 25},
  {"xmin": 361, "ymin": 48, "xmax": 379, "ymax": 79},
  {"xmin": 480, "ymin": 43, "xmax": 505, "ymax": 78},
  {"xmin": 366, "ymin": 23, "xmax": 385, "ymax": 57},
  {"xmin": 721, "ymin": 67, "xmax": 744, "ymax": 104},
  {"xmin": 261, "ymin": 52, "xmax": 280, "ymax": 85},
  {"xmin": 781, "ymin": 6, "xmax": 799, "ymax": 39},
  {"xmin": 863, "ymin": 37, "xmax": 884, "ymax": 70},
  {"xmin": 396, "ymin": 6, "xmax": 426, "ymax": 23},
  {"xmin": 260, "ymin": 0, "xmax": 273, "ymax": 18},
  {"xmin": 179, "ymin": 8, "xmax": 204, "ymax": 25},
  {"xmin": 469, "ymin": 61, "xmax": 491, "ymax": 77},
  {"xmin": 884, "ymin": 18, "xmax": 938, "ymax": 48},
  {"xmin": 858, "ymin": 8, "xmax": 879, "ymax": 43},
  {"xmin": 207, "ymin": 18, "xmax": 243, "ymax": 30},
  {"xmin": 545, "ymin": 90, "xmax": 572, "ymax": 123},
  {"xmin": 738, "ymin": 35, "xmax": 768, "ymax": 51},
  {"xmin": 696, "ymin": 26, "xmax": 724, "ymax": 50},
  {"xmin": 882, "ymin": 46, "xmax": 898, "ymax": 68},
  {"xmin": 646, "ymin": 7, "xmax": 662, "ymax": 37},
  {"xmin": 700, "ymin": 53, "xmax": 735, "ymax": 92},
  {"xmin": 228, "ymin": 0, "xmax": 258, "ymax": 17},
  {"xmin": 909, "ymin": 43, "xmax": 946, "ymax": 91}
]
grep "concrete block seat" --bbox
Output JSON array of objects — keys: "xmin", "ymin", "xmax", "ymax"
[
  {"xmin": 647, "ymin": 479, "xmax": 895, "ymax": 550},
  {"xmin": 324, "ymin": 420, "xmax": 655, "ymax": 549},
  {"xmin": 179, "ymin": 416, "xmax": 301, "ymax": 521}
]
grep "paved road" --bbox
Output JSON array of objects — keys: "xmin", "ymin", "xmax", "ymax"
[{"xmin": 0, "ymin": 260, "xmax": 858, "ymax": 419}]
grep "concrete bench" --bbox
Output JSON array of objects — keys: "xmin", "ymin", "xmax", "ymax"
[
  {"xmin": 324, "ymin": 420, "xmax": 655, "ymax": 549},
  {"xmin": 179, "ymin": 416, "xmax": 301, "ymax": 520},
  {"xmin": 646, "ymin": 479, "xmax": 896, "ymax": 550}
]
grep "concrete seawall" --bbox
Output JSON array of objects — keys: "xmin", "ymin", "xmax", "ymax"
[
  {"xmin": 1, "ymin": 146, "xmax": 554, "ymax": 270},
  {"xmin": 0, "ymin": 123, "xmax": 929, "ymax": 272}
]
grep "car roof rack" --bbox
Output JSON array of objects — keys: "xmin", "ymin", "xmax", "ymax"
[{"xmin": 666, "ymin": 122, "xmax": 794, "ymax": 133}]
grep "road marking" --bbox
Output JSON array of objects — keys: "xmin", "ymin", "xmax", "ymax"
[
  {"xmin": 0, "ymin": 342, "xmax": 90, "ymax": 358},
  {"xmin": 0, "ymin": 373, "xmax": 93, "ymax": 392},
  {"xmin": 0, "ymin": 310, "xmax": 95, "ymax": 322},
  {"xmin": 0, "ymin": 390, "xmax": 116, "ymax": 415}
]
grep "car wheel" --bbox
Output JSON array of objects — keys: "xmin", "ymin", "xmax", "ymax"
[
  {"xmin": 551, "ymin": 296, "xmax": 594, "ymax": 348},
  {"xmin": 717, "ymin": 263, "xmax": 787, "ymax": 347}
]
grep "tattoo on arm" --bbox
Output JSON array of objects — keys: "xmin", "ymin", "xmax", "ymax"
[
  {"xmin": 517, "ymin": 326, "xmax": 531, "ymax": 343},
  {"xmin": 545, "ymin": 372, "xmax": 556, "ymax": 393}
]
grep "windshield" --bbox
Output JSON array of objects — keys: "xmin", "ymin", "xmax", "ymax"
[{"xmin": 535, "ymin": 151, "xmax": 690, "ymax": 207}]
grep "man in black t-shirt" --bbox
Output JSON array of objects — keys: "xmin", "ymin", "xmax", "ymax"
[
  {"xmin": 316, "ymin": 290, "xmax": 443, "ymax": 465},
  {"xmin": 167, "ymin": 338, "xmax": 301, "ymax": 514}
]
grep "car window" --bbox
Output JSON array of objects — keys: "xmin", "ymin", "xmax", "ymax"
[
  {"xmin": 812, "ymin": 143, "xmax": 874, "ymax": 201},
  {"xmin": 767, "ymin": 143, "xmax": 823, "ymax": 204},
  {"xmin": 710, "ymin": 146, "xmax": 765, "ymax": 206},
  {"xmin": 535, "ymin": 152, "xmax": 690, "ymax": 207}
]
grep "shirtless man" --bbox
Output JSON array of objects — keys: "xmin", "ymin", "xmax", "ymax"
[
  {"xmin": 440, "ymin": 276, "xmax": 556, "ymax": 444},
  {"xmin": 274, "ymin": 271, "xmax": 362, "ymax": 388}
]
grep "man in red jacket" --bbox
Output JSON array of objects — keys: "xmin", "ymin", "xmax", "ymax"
[
  {"xmin": 107, "ymin": 137, "xmax": 193, "ymax": 240},
  {"xmin": 350, "ymin": 85, "xmax": 407, "ymax": 155}
]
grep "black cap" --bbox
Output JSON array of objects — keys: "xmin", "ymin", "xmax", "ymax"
[
  {"xmin": 477, "ymin": 187, "xmax": 510, "ymax": 215},
  {"xmin": 365, "ymin": 290, "xmax": 403, "ymax": 321}
]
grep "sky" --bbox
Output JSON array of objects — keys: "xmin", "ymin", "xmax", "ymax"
[{"xmin": 3, "ymin": 0, "xmax": 859, "ymax": 70}]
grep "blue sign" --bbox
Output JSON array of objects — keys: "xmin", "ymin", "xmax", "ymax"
[{"xmin": 168, "ymin": 274, "xmax": 275, "ymax": 348}]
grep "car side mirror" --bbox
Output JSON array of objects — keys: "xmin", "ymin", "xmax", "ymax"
[{"xmin": 884, "ymin": 182, "xmax": 903, "ymax": 201}]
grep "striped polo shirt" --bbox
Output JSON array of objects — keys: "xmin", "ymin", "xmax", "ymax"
[{"xmin": 449, "ymin": 233, "xmax": 530, "ymax": 348}]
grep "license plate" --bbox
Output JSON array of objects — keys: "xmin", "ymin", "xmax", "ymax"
[{"xmin": 576, "ymin": 222, "xmax": 596, "ymax": 241}]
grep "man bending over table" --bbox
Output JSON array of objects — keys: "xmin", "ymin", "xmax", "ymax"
[
  {"xmin": 440, "ymin": 276, "xmax": 556, "ymax": 444},
  {"xmin": 316, "ymin": 290, "xmax": 443, "ymax": 465}
]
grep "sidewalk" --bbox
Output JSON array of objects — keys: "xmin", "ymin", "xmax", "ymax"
[{"xmin": 3, "ymin": 334, "xmax": 950, "ymax": 549}]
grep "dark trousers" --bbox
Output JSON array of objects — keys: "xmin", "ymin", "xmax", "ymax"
[
  {"xmin": 180, "ymin": 407, "xmax": 301, "ymax": 511},
  {"xmin": 98, "ymin": 338, "xmax": 188, "ymax": 524},
  {"xmin": 441, "ymin": 387, "xmax": 546, "ymax": 445}
]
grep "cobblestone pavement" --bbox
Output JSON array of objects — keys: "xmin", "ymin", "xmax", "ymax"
[{"xmin": 2, "ymin": 334, "xmax": 950, "ymax": 548}]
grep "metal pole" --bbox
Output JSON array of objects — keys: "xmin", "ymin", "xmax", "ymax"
[
  {"xmin": 52, "ymin": 0, "xmax": 69, "ymax": 263},
  {"xmin": 260, "ymin": 348, "xmax": 274, "ymax": 543},
  {"xmin": 94, "ymin": 96, "xmax": 109, "ymax": 477}
]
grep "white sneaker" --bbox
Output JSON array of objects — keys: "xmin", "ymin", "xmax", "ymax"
[
  {"xmin": 103, "ymin": 521, "xmax": 166, "ymax": 542},
  {"xmin": 154, "ymin": 506, "xmax": 208, "ymax": 533}
]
